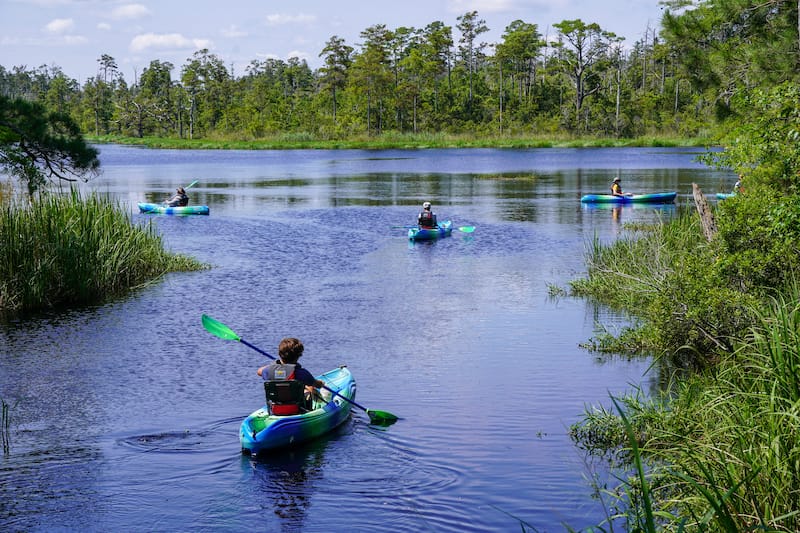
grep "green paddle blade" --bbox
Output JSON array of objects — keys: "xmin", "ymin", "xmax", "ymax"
[
  {"xmin": 366, "ymin": 409, "xmax": 399, "ymax": 426},
  {"xmin": 201, "ymin": 314, "xmax": 241, "ymax": 341},
  {"xmin": 186, "ymin": 179, "xmax": 199, "ymax": 189},
  {"xmin": 458, "ymin": 226, "xmax": 476, "ymax": 233}
]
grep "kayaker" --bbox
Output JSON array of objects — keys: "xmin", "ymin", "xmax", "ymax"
[
  {"xmin": 610, "ymin": 177, "xmax": 632, "ymax": 197},
  {"xmin": 165, "ymin": 187, "xmax": 189, "ymax": 207},
  {"xmin": 733, "ymin": 175, "xmax": 743, "ymax": 194},
  {"xmin": 417, "ymin": 201, "xmax": 438, "ymax": 229},
  {"xmin": 257, "ymin": 337, "xmax": 325, "ymax": 413}
]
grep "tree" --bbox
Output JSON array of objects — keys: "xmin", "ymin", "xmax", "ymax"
[
  {"xmin": 552, "ymin": 19, "xmax": 618, "ymax": 128},
  {"xmin": 319, "ymin": 36, "xmax": 353, "ymax": 124},
  {"xmin": 0, "ymin": 95, "xmax": 99, "ymax": 195},
  {"xmin": 456, "ymin": 11, "xmax": 489, "ymax": 106}
]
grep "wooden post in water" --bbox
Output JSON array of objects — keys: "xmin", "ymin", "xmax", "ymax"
[{"xmin": 692, "ymin": 182, "xmax": 717, "ymax": 241}]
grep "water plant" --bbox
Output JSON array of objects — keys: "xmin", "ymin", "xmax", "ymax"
[
  {"xmin": 0, "ymin": 190, "xmax": 206, "ymax": 314},
  {"xmin": 1, "ymin": 397, "xmax": 10, "ymax": 454}
]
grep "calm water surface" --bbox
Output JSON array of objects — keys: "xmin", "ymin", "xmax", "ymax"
[{"xmin": 0, "ymin": 146, "xmax": 733, "ymax": 531}]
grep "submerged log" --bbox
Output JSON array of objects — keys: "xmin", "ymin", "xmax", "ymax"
[{"xmin": 692, "ymin": 182, "xmax": 717, "ymax": 241}]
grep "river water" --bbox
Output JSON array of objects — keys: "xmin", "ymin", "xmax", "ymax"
[{"xmin": 0, "ymin": 145, "xmax": 733, "ymax": 531}]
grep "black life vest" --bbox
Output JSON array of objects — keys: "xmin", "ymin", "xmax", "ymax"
[
  {"xmin": 418, "ymin": 210, "xmax": 436, "ymax": 228},
  {"xmin": 265, "ymin": 363, "xmax": 303, "ymax": 415}
]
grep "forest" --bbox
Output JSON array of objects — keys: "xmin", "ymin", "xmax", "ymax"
[{"xmin": 5, "ymin": 1, "xmax": 794, "ymax": 142}]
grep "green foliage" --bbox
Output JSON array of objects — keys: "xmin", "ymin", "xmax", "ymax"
[
  {"xmin": 573, "ymin": 288, "xmax": 800, "ymax": 529},
  {"xmin": 0, "ymin": 94, "xmax": 99, "ymax": 194},
  {"xmin": 0, "ymin": 191, "xmax": 206, "ymax": 315}
]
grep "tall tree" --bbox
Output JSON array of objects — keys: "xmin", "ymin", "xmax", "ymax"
[
  {"xmin": 552, "ymin": 19, "xmax": 618, "ymax": 126},
  {"xmin": 319, "ymin": 36, "xmax": 353, "ymax": 124},
  {"xmin": 456, "ymin": 11, "xmax": 489, "ymax": 105}
]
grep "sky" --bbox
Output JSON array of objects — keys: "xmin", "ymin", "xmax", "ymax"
[{"xmin": 0, "ymin": 0, "xmax": 666, "ymax": 83}]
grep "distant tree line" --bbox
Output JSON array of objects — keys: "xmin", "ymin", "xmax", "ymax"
[{"xmin": 1, "ymin": 3, "xmax": 798, "ymax": 141}]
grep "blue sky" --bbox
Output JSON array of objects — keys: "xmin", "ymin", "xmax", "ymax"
[{"xmin": 0, "ymin": 0, "xmax": 666, "ymax": 83}]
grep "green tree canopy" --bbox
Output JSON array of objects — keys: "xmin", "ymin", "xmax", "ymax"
[{"xmin": 0, "ymin": 94, "xmax": 99, "ymax": 195}]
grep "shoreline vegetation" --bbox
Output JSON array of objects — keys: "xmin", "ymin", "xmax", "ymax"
[
  {"xmin": 86, "ymin": 133, "xmax": 713, "ymax": 151},
  {"xmin": 0, "ymin": 191, "xmax": 207, "ymax": 316},
  {"xmin": 563, "ymin": 81, "xmax": 800, "ymax": 530}
]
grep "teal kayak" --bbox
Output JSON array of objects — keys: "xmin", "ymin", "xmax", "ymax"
[
  {"xmin": 408, "ymin": 220, "xmax": 453, "ymax": 241},
  {"xmin": 138, "ymin": 202, "xmax": 210, "ymax": 215},
  {"xmin": 717, "ymin": 193, "xmax": 736, "ymax": 200},
  {"xmin": 580, "ymin": 192, "xmax": 677, "ymax": 204},
  {"xmin": 240, "ymin": 366, "xmax": 355, "ymax": 455}
]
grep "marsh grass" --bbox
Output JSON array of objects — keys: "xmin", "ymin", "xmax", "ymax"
[
  {"xmin": 0, "ymin": 191, "xmax": 206, "ymax": 314},
  {"xmin": 573, "ymin": 287, "xmax": 800, "ymax": 530},
  {"xmin": 87, "ymin": 133, "xmax": 709, "ymax": 151}
]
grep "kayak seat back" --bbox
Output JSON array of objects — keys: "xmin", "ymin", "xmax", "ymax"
[{"xmin": 265, "ymin": 380, "xmax": 306, "ymax": 416}]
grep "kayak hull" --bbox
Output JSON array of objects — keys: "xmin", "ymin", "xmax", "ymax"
[
  {"xmin": 580, "ymin": 192, "xmax": 677, "ymax": 204},
  {"xmin": 716, "ymin": 193, "xmax": 736, "ymax": 200},
  {"xmin": 138, "ymin": 202, "xmax": 210, "ymax": 215},
  {"xmin": 408, "ymin": 220, "xmax": 453, "ymax": 241},
  {"xmin": 240, "ymin": 366, "xmax": 355, "ymax": 455}
]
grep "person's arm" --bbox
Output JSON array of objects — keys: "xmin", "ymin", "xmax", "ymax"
[{"xmin": 256, "ymin": 365, "xmax": 268, "ymax": 377}]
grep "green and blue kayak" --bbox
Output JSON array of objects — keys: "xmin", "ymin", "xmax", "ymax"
[
  {"xmin": 240, "ymin": 366, "xmax": 355, "ymax": 455},
  {"xmin": 580, "ymin": 192, "xmax": 677, "ymax": 204},
  {"xmin": 138, "ymin": 202, "xmax": 210, "ymax": 215},
  {"xmin": 716, "ymin": 193, "xmax": 736, "ymax": 200},
  {"xmin": 408, "ymin": 220, "xmax": 453, "ymax": 241}
]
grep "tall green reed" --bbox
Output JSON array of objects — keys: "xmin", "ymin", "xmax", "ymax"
[{"xmin": 0, "ymin": 191, "xmax": 205, "ymax": 314}]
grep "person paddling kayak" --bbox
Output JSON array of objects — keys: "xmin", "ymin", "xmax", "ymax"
[
  {"xmin": 165, "ymin": 187, "xmax": 189, "ymax": 207},
  {"xmin": 610, "ymin": 177, "xmax": 632, "ymax": 197},
  {"xmin": 257, "ymin": 338, "xmax": 325, "ymax": 414}
]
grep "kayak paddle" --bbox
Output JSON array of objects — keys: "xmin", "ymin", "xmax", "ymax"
[
  {"xmin": 200, "ymin": 314, "xmax": 398, "ymax": 426},
  {"xmin": 185, "ymin": 179, "xmax": 199, "ymax": 189}
]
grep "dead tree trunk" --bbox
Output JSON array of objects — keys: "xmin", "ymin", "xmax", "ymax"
[{"xmin": 693, "ymin": 182, "xmax": 717, "ymax": 241}]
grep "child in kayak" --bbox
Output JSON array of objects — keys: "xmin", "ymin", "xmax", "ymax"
[
  {"xmin": 417, "ymin": 201, "xmax": 438, "ymax": 228},
  {"xmin": 257, "ymin": 338, "xmax": 325, "ymax": 413}
]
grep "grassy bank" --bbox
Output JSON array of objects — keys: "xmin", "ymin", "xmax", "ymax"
[
  {"xmin": 571, "ymin": 288, "xmax": 800, "ymax": 530},
  {"xmin": 0, "ymin": 191, "xmax": 206, "ymax": 315},
  {"xmin": 87, "ymin": 132, "xmax": 712, "ymax": 150},
  {"xmin": 568, "ymin": 206, "xmax": 800, "ymax": 529}
]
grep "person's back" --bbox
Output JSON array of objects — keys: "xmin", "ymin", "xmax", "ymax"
[{"xmin": 417, "ymin": 201, "xmax": 437, "ymax": 229}]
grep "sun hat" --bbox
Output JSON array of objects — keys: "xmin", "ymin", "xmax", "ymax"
[{"xmin": 613, "ymin": 177, "xmax": 621, "ymax": 182}]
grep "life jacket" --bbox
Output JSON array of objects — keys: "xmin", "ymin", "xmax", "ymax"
[
  {"xmin": 611, "ymin": 183, "xmax": 622, "ymax": 195},
  {"xmin": 265, "ymin": 363, "xmax": 304, "ymax": 415},
  {"xmin": 418, "ymin": 210, "xmax": 437, "ymax": 229}
]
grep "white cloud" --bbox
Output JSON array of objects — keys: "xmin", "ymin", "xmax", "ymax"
[
  {"xmin": 110, "ymin": 4, "xmax": 151, "ymax": 20},
  {"xmin": 45, "ymin": 18, "xmax": 74, "ymax": 34},
  {"xmin": 63, "ymin": 35, "xmax": 88, "ymax": 45},
  {"xmin": 221, "ymin": 24, "xmax": 247, "ymax": 38},
  {"xmin": 97, "ymin": 22, "xmax": 111, "ymax": 31},
  {"xmin": 265, "ymin": 13, "xmax": 316, "ymax": 26},
  {"xmin": 287, "ymin": 50, "xmax": 309, "ymax": 62},
  {"xmin": 446, "ymin": 0, "xmax": 518, "ymax": 14},
  {"xmin": 129, "ymin": 32, "xmax": 212, "ymax": 52}
]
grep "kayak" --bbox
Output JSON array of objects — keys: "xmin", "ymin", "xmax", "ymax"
[
  {"xmin": 138, "ymin": 202, "xmax": 210, "ymax": 215},
  {"xmin": 716, "ymin": 193, "xmax": 736, "ymax": 200},
  {"xmin": 408, "ymin": 220, "xmax": 453, "ymax": 241},
  {"xmin": 240, "ymin": 366, "xmax": 356, "ymax": 455},
  {"xmin": 580, "ymin": 192, "xmax": 677, "ymax": 204}
]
